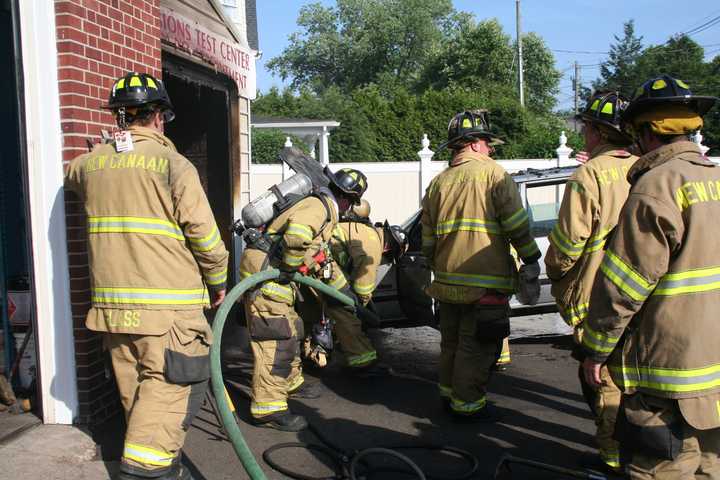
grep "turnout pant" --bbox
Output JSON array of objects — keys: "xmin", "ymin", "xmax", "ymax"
[
  {"xmin": 244, "ymin": 282, "xmax": 304, "ymax": 420},
  {"xmin": 106, "ymin": 312, "xmax": 211, "ymax": 477},
  {"xmin": 327, "ymin": 304, "xmax": 377, "ymax": 367},
  {"xmin": 576, "ymin": 326, "xmax": 622, "ymax": 470},
  {"xmin": 620, "ymin": 394, "xmax": 720, "ymax": 479},
  {"xmin": 439, "ymin": 302, "xmax": 507, "ymax": 414}
]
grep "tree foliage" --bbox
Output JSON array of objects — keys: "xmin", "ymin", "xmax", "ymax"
[
  {"xmin": 251, "ymin": 128, "xmax": 309, "ymax": 164},
  {"xmin": 256, "ymin": 1, "xmax": 568, "ymax": 162},
  {"xmin": 592, "ymin": 24, "xmax": 720, "ymax": 154}
]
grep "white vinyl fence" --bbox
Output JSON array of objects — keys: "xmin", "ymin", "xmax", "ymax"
[{"xmin": 248, "ymin": 131, "xmax": 717, "ymax": 225}]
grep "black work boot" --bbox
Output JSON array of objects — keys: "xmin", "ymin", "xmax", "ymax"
[
  {"xmin": 253, "ymin": 411, "xmax": 309, "ymax": 432},
  {"xmin": 450, "ymin": 404, "xmax": 502, "ymax": 424},
  {"xmin": 116, "ymin": 461, "xmax": 193, "ymax": 480},
  {"xmin": 288, "ymin": 381, "xmax": 323, "ymax": 399}
]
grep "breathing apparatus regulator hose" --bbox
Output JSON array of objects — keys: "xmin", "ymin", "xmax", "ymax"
[{"xmin": 210, "ymin": 269, "xmax": 480, "ymax": 480}]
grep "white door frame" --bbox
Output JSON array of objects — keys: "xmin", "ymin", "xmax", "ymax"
[{"xmin": 17, "ymin": 0, "xmax": 78, "ymax": 424}]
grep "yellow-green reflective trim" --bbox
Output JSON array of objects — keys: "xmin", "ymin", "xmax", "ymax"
[
  {"xmin": 609, "ymin": 363, "xmax": 720, "ymax": 394},
  {"xmin": 600, "ymin": 250, "xmax": 654, "ymax": 302},
  {"xmin": 332, "ymin": 225, "xmax": 347, "ymax": 243},
  {"xmin": 283, "ymin": 251, "xmax": 304, "ymax": 267},
  {"xmin": 287, "ymin": 375, "xmax": 305, "ymax": 393},
  {"xmin": 189, "ymin": 226, "xmax": 221, "ymax": 252},
  {"xmin": 330, "ymin": 273, "xmax": 348, "ymax": 289},
  {"xmin": 497, "ymin": 352, "xmax": 511, "ymax": 363},
  {"xmin": 129, "ymin": 76, "xmax": 142, "ymax": 87},
  {"xmin": 205, "ymin": 268, "xmax": 227, "ymax": 286},
  {"xmin": 517, "ymin": 239, "xmax": 540, "ymax": 259},
  {"xmin": 581, "ymin": 321, "xmax": 620, "ymax": 354},
  {"xmin": 353, "ymin": 281, "xmax": 375, "ymax": 295},
  {"xmin": 562, "ymin": 302, "xmax": 588, "ymax": 326},
  {"xmin": 261, "ymin": 282, "xmax": 294, "ymax": 303},
  {"xmin": 549, "ymin": 225, "xmax": 585, "ymax": 257},
  {"xmin": 435, "ymin": 218, "xmax": 500, "ymax": 236},
  {"xmin": 601, "ymin": 102, "xmax": 613, "ymax": 114},
  {"xmin": 123, "ymin": 442, "xmax": 174, "ymax": 467},
  {"xmin": 251, "ymin": 400, "xmax": 288, "ymax": 416},
  {"xmin": 501, "ymin": 208, "xmax": 529, "ymax": 232},
  {"xmin": 146, "ymin": 77, "xmax": 157, "ymax": 89},
  {"xmin": 347, "ymin": 350, "xmax": 377, "ymax": 367},
  {"xmin": 450, "ymin": 395, "xmax": 487, "ymax": 414},
  {"xmin": 652, "ymin": 79, "xmax": 667, "ymax": 90},
  {"xmin": 590, "ymin": 99, "xmax": 601, "ymax": 111},
  {"xmin": 439, "ymin": 384, "xmax": 452, "ymax": 398},
  {"xmin": 600, "ymin": 449, "xmax": 621, "ymax": 469},
  {"xmin": 92, "ymin": 286, "xmax": 207, "ymax": 305},
  {"xmin": 435, "ymin": 271, "xmax": 514, "ymax": 290},
  {"xmin": 116, "ymin": 78, "xmax": 126, "ymax": 89},
  {"xmin": 88, "ymin": 216, "xmax": 184, "ymax": 241},
  {"xmin": 653, "ymin": 265, "xmax": 720, "ymax": 296},
  {"xmin": 286, "ymin": 223, "xmax": 314, "ymax": 242}
]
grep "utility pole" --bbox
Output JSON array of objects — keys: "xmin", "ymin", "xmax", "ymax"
[
  {"xmin": 516, "ymin": 0, "xmax": 524, "ymax": 108},
  {"xmin": 574, "ymin": 61, "xmax": 580, "ymax": 115}
]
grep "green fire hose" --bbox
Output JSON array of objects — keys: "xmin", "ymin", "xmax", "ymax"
[{"xmin": 209, "ymin": 269, "xmax": 355, "ymax": 480}]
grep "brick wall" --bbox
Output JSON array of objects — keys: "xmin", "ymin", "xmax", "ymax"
[{"xmin": 55, "ymin": 0, "xmax": 162, "ymax": 424}]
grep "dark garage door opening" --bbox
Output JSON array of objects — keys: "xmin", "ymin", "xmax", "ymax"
[{"xmin": 163, "ymin": 54, "xmax": 235, "ymax": 280}]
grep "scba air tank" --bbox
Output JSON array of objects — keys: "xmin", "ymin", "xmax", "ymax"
[{"xmin": 241, "ymin": 173, "xmax": 313, "ymax": 228}]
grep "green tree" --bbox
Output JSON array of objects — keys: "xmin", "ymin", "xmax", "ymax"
[
  {"xmin": 251, "ymin": 128, "xmax": 309, "ymax": 164},
  {"xmin": 267, "ymin": 0, "xmax": 453, "ymax": 92},
  {"xmin": 593, "ymin": 20, "xmax": 643, "ymax": 96}
]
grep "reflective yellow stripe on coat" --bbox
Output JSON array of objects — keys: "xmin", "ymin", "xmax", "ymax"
[
  {"xmin": 88, "ymin": 216, "xmax": 184, "ymax": 241},
  {"xmin": 92, "ymin": 287, "xmax": 208, "ymax": 305},
  {"xmin": 600, "ymin": 249, "xmax": 655, "ymax": 302},
  {"xmin": 610, "ymin": 363, "xmax": 720, "ymax": 395}
]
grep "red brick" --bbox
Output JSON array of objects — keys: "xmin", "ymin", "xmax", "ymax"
[
  {"xmin": 56, "ymin": 13, "xmax": 83, "ymax": 30},
  {"xmin": 62, "ymin": 121, "xmax": 88, "ymax": 135},
  {"xmin": 55, "ymin": 1, "xmax": 86, "ymax": 18},
  {"xmin": 58, "ymin": 53, "xmax": 89, "ymax": 70}
]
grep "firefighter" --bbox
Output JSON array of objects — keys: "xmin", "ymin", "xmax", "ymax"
[
  {"xmin": 65, "ymin": 72, "xmax": 229, "ymax": 480},
  {"xmin": 421, "ymin": 110, "xmax": 541, "ymax": 422},
  {"xmin": 581, "ymin": 75, "xmax": 720, "ymax": 478},
  {"xmin": 545, "ymin": 91, "xmax": 638, "ymax": 474},
  {"xmin": 327, "ymin": 200, "xmax": 407, "ymax": 375},
  {"xmin": 239, "ymin": 167, "xmax": 367, "ymax": 431}
]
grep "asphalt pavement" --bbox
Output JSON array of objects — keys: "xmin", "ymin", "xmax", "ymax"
[{"xmin": 180, "ymin": 314, "xmax": 598, "ymax": 480}]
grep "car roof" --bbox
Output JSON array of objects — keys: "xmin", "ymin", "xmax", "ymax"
[{"xmin": 511, "ymin": 165, "xmax": 577, "ymax": 183}]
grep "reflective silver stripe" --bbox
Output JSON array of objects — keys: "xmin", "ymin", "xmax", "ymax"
[
  {"xmin": 436, "ymin": 218, "xmax": 501, "ymax": 236},
  {"xmin": 92, "ymin": 287, "xmax": 207, "ymax": 305},
  {"xmin": 189, "ymin": 226, "xmax": 221, "ymax": 252},
  {"xmin": 610, "ymin": 364, "xmax": 720, "ymax": 394},
  {"xmin": 600, "ymin": 251, "xmax": 654, "ymax": 302},
  {"xmin": 88, "ymin": 216, "xmax": 184, "ymax": 240},
  {"xmin": 501, "ymin": 208, "xmax": 529, "ymax": 232},
  {"xmin": 653, "ymin": 267, "xmax": 720, "ymax": 296},
  {"xmin": 435, "ymin": 271, "xmax": 513, "ymax": 290}
]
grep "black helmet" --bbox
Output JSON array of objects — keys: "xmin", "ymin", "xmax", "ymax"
[
  {"xmin": 623, "ymin": 74, "xmax": 718, "ymax": 122},
  {"xmin": 576, "ymin": 91, "xmax": 632, "ymax": 142},
  {"xmin": 382, "ymin": 221, "xmax": 408, "ymax": 261},
  {"xmin": 438, "ymin": 109, "xmax": 504, "ymax": 151},
  {"xmin": 325, "ymin": 167, "xmax": 368, "ymax": 204},
  {"xmin": 105, "ymin": 72, "xmax": 175, "ymax": 122}
]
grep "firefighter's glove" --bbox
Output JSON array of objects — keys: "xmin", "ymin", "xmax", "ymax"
[{"xmin": 516, "ymin": 261, "xmax": 541, "ymax": 305}]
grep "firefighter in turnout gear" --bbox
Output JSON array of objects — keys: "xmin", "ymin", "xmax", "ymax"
[
  {"xmin": 328, "ymin": 199, "xmax": 393, "ymax": 375},
  {"xmin": 581, "ymin": 75, "xmax": 720, "ymax": 479},
  {"xmin": 65, "ymin": 72, "xmax": 229, "ymax": 480},
  {"xmin": 545, "ymin": 91, "xmax": 638, "ymax": 474},
  {"xmin": 239, "ymin": 167, "xmax": 365, "ymax": 431},
  {"xmin": 421, "ymin": 110, "xmax": 541, "ymax": 422}
]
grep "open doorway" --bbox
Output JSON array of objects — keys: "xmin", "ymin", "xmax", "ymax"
[
  {"xmin": 0, "ymin": 0, "xmax": 41, "ymax": 439},
  {"xmin": 162, "ymin": 54, "xmax": 235, "ymax": 281}
]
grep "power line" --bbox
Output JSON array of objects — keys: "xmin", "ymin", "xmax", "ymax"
[
  {"xmin": 683, "ymin": 14, "xmax": 720, "ymax": 37},
  {"xmin": 551, "ymin": 48, "xmax": 609, "ymax": 55}
]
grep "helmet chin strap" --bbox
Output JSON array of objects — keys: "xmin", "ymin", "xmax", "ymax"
[{"xmin": 117, "ymin": 107, "xmax": 127, "ymax": 130}]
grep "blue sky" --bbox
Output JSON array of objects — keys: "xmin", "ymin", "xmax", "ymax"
[{"xmin": 256, "ymin": 1, "xmax": 720, "ymax": 109}]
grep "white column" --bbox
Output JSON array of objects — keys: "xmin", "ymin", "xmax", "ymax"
[
  {"xmin": 693, "ymin": 130, "xmax": 710, "ymax": 156},
  {"xmin": 555, "ymin": 131, "xmax": 573, "ymax": 167},
  {"xmin": 319, "ymin": 126, "xmax": 330, "ymax": 166},
  {"xmin": 418, "ymin": 134, "xmax": 435, "ymax": 205},
  {"xmin": 282, "ymin": 137, "xmax": 293, "ymax": 180},
  {"xmin": 18, "ymin": 0, "xmax": 77, "ymax": 424}
]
